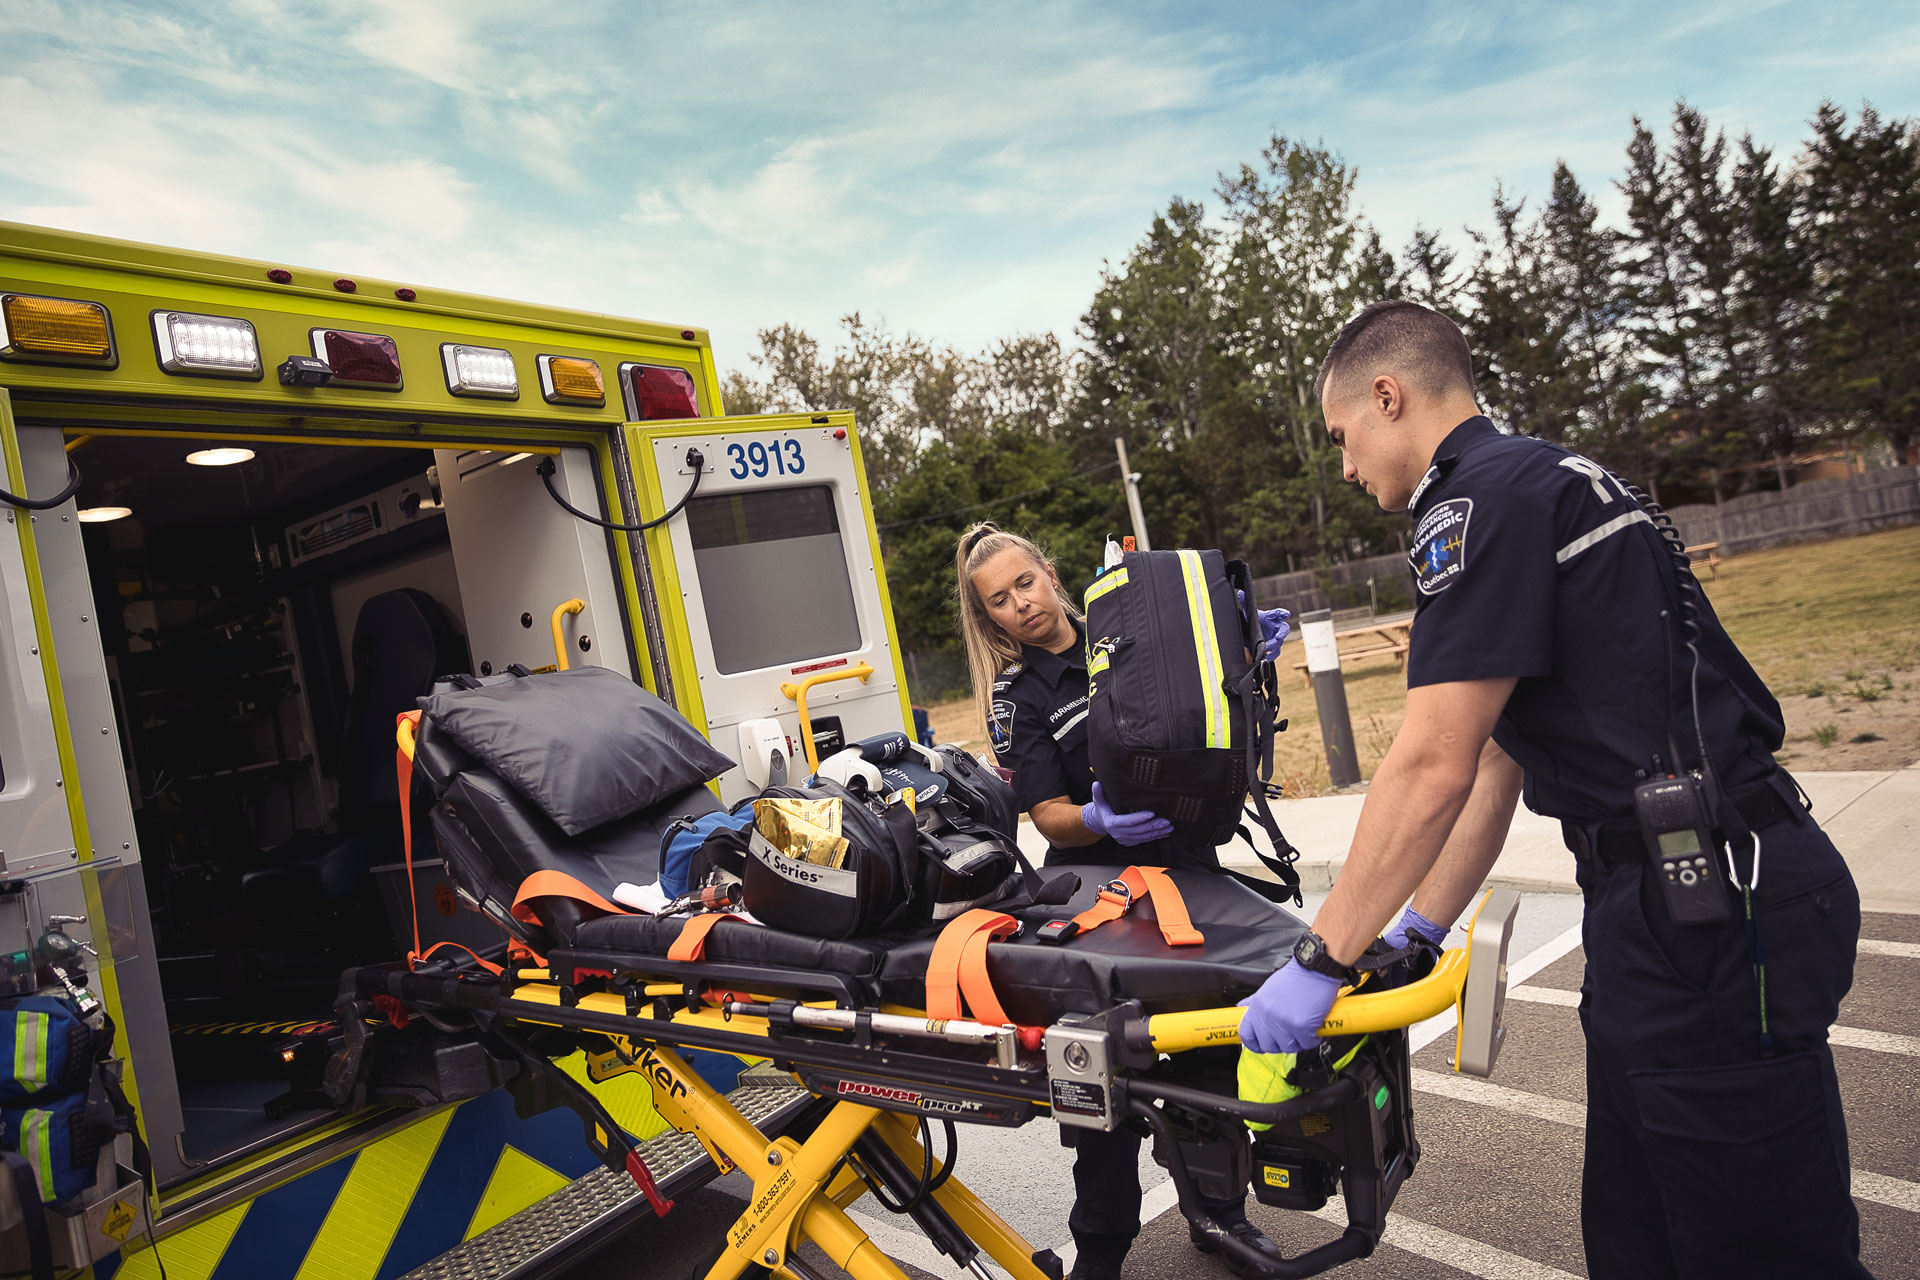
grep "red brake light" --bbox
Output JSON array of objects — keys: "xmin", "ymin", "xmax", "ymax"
[
  {"xmin": 311, "ymin": 328, "xmax": 403, "ymax": 390},
  {"xmin": 623, "ymin": 364, "xmax": 699, "ymax": 420}
]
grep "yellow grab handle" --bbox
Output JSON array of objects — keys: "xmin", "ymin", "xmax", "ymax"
[
  {"xmin": 551, "ymin": 598, "xmax": 585, "ymax": 671},
  {"xmin": 1145, "ymin": 947, "xmax": 1468, "ymax": 1054},
  {"xmin": 396, "ymin": 715, "xmax": 418, "ymax": 762},
  {"xmin": 779, "ymin": 662, "xmax": 875, "ymax": 772}
]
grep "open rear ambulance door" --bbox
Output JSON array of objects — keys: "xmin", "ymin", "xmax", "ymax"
[{"xmin": 626, "ymin": 412, "xmax": 914, "ymax": 802}]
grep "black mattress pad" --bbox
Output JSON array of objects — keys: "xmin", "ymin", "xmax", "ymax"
[{"xmin": 570, "ymin": 866, "xmax": 1307, "ymax": 1025}]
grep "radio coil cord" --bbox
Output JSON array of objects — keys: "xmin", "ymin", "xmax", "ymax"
[
  {"xmin": 534, "ymin": 448, "xmax": 704, "ymax": 533},
  {"xmin": 1624, "ymin": 481, "xmax": 1719, "ymax": 804},
  {"xmin": 0, "ymin": 456, "xmax": 83, "ymax": 511}
]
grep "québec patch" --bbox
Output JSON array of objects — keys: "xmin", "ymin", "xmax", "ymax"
[
  {"xmin": 989, "ymin": 699, "xmax": 1015, "ymax": 751},
  {"xmin": 1410, "ymin": 498, "xmax": 1471, "ymax": 595}
]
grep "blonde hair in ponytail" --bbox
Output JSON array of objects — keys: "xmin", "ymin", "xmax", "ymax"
[{"xmin": 954, "ymin": 522, "xmax": 1082, "ymax": 758}]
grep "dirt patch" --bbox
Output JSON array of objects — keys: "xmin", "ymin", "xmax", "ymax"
[{"xmin": 1774, "ymin": 667, "xmax": 1920, "ymax": 772}]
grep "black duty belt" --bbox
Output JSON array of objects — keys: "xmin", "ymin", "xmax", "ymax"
[{"xmin": 1562, "ymin": 773, "xmax": 1805, "ymax": 866}]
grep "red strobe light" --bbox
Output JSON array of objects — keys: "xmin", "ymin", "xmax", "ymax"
[
  {"xmin": 311, "ymin": 328, "xmax": 403, "ymax": 390},
  {"xmin": 623, "ymin": 364, "xmax": 699, "ymax": 420}
]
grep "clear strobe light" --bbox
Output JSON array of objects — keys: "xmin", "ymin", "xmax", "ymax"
[
  {"xmin": 442, "ymin": 343, "xmax": 518, "ymax": 399},
  {"xmin": 153, "ymin": 312, "xmax": 262, "ymax": 378}
]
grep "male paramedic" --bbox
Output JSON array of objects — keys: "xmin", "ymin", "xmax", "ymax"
[{"xmin": 1238, "ymin": 300, "xmax": 1870, "ymax": 1279}]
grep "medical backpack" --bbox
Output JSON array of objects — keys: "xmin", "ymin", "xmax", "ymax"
[{"xmin": 1083, "ymin": 548, "xmax": 1300, "ymax": 898}]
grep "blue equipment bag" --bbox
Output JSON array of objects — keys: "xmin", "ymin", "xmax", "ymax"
[
  {"xmin": 0, "ymin": 997, "xmax": 97, "ymax": 1105},
  {"xmin": 0, "ymin": 1089, "xmax": 104, "ymax": 1205},
  {"xmin": 659, "ymin": 807, "xmax": 754, "ymax": 897}
]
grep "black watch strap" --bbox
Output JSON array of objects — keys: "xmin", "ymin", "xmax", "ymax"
[{"xmin": 1293, "ymin": 931, "xmax": 1358, "ymax": 985}]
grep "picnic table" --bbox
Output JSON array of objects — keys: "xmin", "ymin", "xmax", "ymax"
[
  {"xmin": 1288, "ymin": 609, "xmax": 1415, "ymax": 684},
  {"xmin": 1686, "ymin": 541, "xmax": 1723, "ymax": 579}
]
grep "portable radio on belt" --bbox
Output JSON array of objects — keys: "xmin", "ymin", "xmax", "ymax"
[{"xmin": 1633, "ymin": 773, "xmax": 1731, "ymax": 925}]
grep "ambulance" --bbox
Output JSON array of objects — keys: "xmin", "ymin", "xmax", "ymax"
[{"xmin": 0, "ymin": 221, "xmax": 913, "ymax": 1278}]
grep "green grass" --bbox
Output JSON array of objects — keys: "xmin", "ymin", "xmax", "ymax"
[{"xmin": 1814, "ymin": 723, "xmax": 1841, "ymax": 748}]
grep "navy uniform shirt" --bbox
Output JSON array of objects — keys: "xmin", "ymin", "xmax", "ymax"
[
  {"xmin": 989, "ymin": 621, "xmax": 1187, "ymax": 866},
  {"xmin": 1405, "ymin": 416, "xmax": 1785, "ymax": 824}
]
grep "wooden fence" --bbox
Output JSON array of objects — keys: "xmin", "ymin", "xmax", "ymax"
[
  {"xmin": 1249, "ymin": 551, "xmax": 1414, "ymax": 615},
  {"xmin": 1668, "ymin": 467, "xmax": 1920, "ymax": 554}
]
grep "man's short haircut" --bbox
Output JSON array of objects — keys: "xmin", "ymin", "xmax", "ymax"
[{"xmin": 1314, "ymin": 300, "xmax": 1476, "ymax": 406}]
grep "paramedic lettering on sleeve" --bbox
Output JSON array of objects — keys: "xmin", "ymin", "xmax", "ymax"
[
  {"xmin": 1235, "ymin": 301, "xmax": 1868, "ymax": 1280},
  {"xmin": 954, "ymin": 524, "xmax": 1287, "ymax": 1280}
]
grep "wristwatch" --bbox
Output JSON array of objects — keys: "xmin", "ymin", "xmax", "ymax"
[{"xmin": 1291, "ymin": 931, "xmax": 1358, "ymax": 986}]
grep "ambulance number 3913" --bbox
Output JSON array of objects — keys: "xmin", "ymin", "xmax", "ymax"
[{"xmin": 727, "ymin": 438, "xmax": 805, "ymax": 479}]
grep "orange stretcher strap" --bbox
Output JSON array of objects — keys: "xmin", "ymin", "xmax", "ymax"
[
  {"xmin": 509, "ymin": 870, "xmax": 629, "ymax": 929},
  {"xmin": 667, "ymin": 910, "xmax": 745, "ymax": 963},
  {"xmin": 1067, "ymin": 865, "xmax": 1203, "ymax": 947},
  {"xmin": 927, "ymin": 909, "xmax": 1020, "ymax": 1024}
]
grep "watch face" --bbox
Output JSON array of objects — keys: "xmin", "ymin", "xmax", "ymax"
[{"xmin": 1293, "ymin": 933, "xmax": 1325, "ymax": 967}]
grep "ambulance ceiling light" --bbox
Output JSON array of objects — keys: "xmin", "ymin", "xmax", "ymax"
[
  {"xmin": 185, "ymin": 446, "xmax": 256, "ymax": 467},
  {"xmin": 77, "ymin": 506, "xmax": 132, "ymax": 523},
  {"xmin": 537, "ymin": 354, "xmax": 605, "ymax": 406},
  {"xmin": 153, "ymin": 311, "xmax": 262, "ymax": 379},
  {"xmin": 441, "ymin": 343, "xmax": 518, "ymax": 399},
  {"xmin": 0, "ymin": 294, "xmax": 116, "ymax": 367},
  {"xmin": 307, "ymin": 328, "xmax": 403, "ymax": 390}
]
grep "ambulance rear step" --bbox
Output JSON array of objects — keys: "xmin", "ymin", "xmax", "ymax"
[{"xmin": 401, "ymin": 1069, "xmax": 812, "ymax": 1280}]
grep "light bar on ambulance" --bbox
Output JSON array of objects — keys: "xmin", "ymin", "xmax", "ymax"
[
  {"xmin": 537, "ymin": 354, "xmax": 605, "ymax": 406},
  {"xmin": 0, "ymin": 294, "xmax": 117, "ymax": 368},
  {"xmin": 619, "ymin": 362, "xmax": 700, "ymax": 420},
  {"xmin": 152, "ymin": 311, "xmax": 263, "ymax": 379},
  {"xmin": 308, "ymin": 328, "xmax": 404, "ymax": 390},
  {"xmin": 441, "ymin": 343, "xmax": 518, "ymax": 399}
]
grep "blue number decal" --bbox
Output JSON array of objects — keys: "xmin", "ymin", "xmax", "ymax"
[
  {"xmin": 770, "ymin": 439, "xmax": 787, "ymax": 476},
  {"xmin": 784, "ymin": 438, "xmax": 805, "ymax": 474},
  {"xmin": 747, "ymin": 441, "xmax": 769, "ymax": 478},
  {"xmin": 727, "ymin": 442, "xmax": 748, "ymax": 479}
]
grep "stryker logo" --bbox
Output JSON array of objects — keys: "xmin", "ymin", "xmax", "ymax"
[
  {"xmin": 640, "ymin": 1047, "xmax": 690, "ymax": 1100},
  {"xmin": 1204, "ymin": 1028, "xmax": 1240, "ymax": 1043}
]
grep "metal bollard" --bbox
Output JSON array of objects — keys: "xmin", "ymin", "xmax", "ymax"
[{"xmin": 1299, "ymin": 609, "xmax": 1360, "ymax": 788}]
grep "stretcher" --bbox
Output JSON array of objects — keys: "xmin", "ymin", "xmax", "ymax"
[{"xmin": 329, "ymin": 719, "xmax": 1520, "ymax": 1280}]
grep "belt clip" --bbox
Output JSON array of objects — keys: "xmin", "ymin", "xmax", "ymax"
[
  {"xmin": 1036, "ymin": 918, "xmax": 1080, "ymax": 945},
  {"xmin": 1097, "ymin": 878, "xmax": 1133, "ymax": 908},
  {"xmin": 1725, "ymin": 829, "xmax": 1763, "ymax": 893}
]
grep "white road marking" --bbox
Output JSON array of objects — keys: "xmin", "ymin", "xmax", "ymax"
[
  {"xmin": 1411, "ymin": 1068, "xmax": 1588, "ymax": 1128},
  {"xmin": 1859, "ymin": 939, "xmax": 1920, "ymax": 960},
  {"xmin": 1853, "ymin": 1170, "xmax": 1920, "ymax": 1215},
  {"xmin": 1311, "ymin": 1204, "xmax": 1585, "ymax": 1280},
  {"xmin": 1828, "ymin": 1025, "xmax": 1920, "ymax": 1058},
  {"xmin": 1411, "ymin": 1068, "xmax": 1920, "ymax": 1216},
  {"xmin": 1410, "ymin": 919, "xmax": 1586, "ymax": 1054},
  {"xmin": 1508, "ymin": 985, "xmax": 1920, "ymax": 1057}
]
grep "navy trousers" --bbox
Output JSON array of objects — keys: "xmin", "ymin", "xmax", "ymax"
[
  {"xmin": 1574, "ymin": 802, "xmax": 1871, "ymax": 1279},
  {"xmin": 1061, "ymin": 1125, "xmax": 1247, "ymax": 1269}
]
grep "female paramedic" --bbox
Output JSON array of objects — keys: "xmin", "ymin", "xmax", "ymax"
[{"xmin": 954, "ymin": 522, "xmax": 1290, "ymax": 1280}]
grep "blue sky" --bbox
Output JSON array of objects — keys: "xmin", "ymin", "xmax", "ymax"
[{"xmin": 2, "ymin": 1, "xmax": 1915, "ymax": 371}]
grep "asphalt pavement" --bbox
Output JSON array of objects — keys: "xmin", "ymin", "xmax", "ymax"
[{"xmin": 580, "ymin": 765, "xmax": 1918, "ymax": 1279}]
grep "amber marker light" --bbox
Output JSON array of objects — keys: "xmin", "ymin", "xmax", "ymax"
[
  {"xmin": 0, "ymin": 294, "xmax": 116, "ymax": 365},
  {"xmin": 537, "ymin": 354, "xmax": 606, "ymax": 405}
]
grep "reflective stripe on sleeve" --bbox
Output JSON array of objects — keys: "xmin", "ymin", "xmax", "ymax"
[{"xmin": 1555, "ymin": 509, "xmax": 1651, "ymax": 564}]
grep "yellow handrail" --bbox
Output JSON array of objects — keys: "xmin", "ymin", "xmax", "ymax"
[
  {"xmin": 779, "ymin": 662, "xmax": 875, "ymax": 772},
  {"xmin": 551, "ymin": 598, "xmax": 585, "ymax": 671},
  {"xmin": 1143, "ymin": 947, "xmax": 1467, "ymax": 1053},
  {"xmin": 396, "ymin": 715, "xmax": 417, "ymax": 763}
]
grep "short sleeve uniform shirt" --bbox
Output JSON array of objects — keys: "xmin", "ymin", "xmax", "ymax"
[{"xmin": 1404, "ymin": 416, "xmax": 1785, "ymax": 824}]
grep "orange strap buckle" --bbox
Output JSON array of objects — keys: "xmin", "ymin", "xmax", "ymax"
[{"xmin": 1060, "ymin": 865, "xmax": 1204, "ymax": 948}]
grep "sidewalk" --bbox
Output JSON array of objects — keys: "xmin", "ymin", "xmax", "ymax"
[{"xmin": 1018, "ymin": 765, "xmax": 1920, "ymax": 914}]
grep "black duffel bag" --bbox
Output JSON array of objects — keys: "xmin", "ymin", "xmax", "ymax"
[{"xmin": 740, "ymin": 779, "xmax": 925, "ymax": 939}]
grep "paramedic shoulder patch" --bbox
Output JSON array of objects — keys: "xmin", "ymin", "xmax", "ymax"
[
  {"xmin": 1410, "ymin": 498, "xmax": 1471, "ymax": 595},
  {"xmin": 989, "ymin": 699, "xmax": 1015, "ymax": 751}
]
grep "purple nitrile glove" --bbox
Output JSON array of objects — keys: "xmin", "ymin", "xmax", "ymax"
[
  {"xmin": 1382, "ymin": 906, "xmax": 1449, "ymax": 953},
  {"xmin": 1237, "ymin": 961, "xmax": 1343, "ymax": 1055},
  {"xmin": 1082, "ymin": 780, "xmax": 1174, "ymax": 847},
  {"xmin": 1236, "ymin": 591, "xmax": 1293, "ymax": 661}
]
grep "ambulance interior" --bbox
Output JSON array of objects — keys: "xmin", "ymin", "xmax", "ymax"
[{"xmin": 67, "ymin": 434, "xmax": 587, "ymax": 1164}]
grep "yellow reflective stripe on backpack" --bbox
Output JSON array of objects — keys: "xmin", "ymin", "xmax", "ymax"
[
  {"xmin": 21, "ymin": 1109, "xmax": 52, "ymax": 1202},
  {"xmin": 13, "ymin": 1012, "xmax": 48, "ymax": 1089},
  {"xmin": 1178, "ymin": 550, "xmax": 1230, "ymax": 748},
  {"xmin": 1084, "ymin": 565, "xmax": 1128, "ymax": 607}
]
